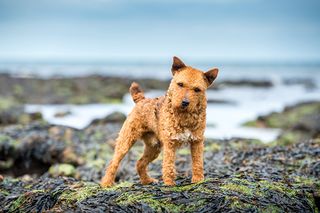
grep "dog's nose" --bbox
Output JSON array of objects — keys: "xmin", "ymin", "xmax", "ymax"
[{"xmin": 181, "ymin": 100, "xmax": 189, "ymax": 107}]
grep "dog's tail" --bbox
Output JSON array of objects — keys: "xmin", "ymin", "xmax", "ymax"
[{"xmin": 130, "ymin": 82, "xmax": 145, "ymax": 103}]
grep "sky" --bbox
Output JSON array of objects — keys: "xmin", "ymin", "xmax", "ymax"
[{"xmin": 0, "ymin": 0, "xmax": 320, "ymax": 62}]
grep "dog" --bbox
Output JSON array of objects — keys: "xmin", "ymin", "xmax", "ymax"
[{"xmin": 101, "ymin": 56, "xmax": 218, "ymax": 187}]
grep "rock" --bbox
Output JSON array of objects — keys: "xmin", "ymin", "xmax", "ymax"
[
  {"xmin": 0, "ymin": 122, "xmax": 120, "ymax": 181},
  {"xmin": 54, "ymin": 110, "xmax": 72, "ymax": 118},
  {"xmin": 0, "ymin": 104, "xmax": 24, "ymax": 125},
  {"xmin": 0, "ymin": 124, "xmax": 76, "ymax": 176},
  {"xmin": 0, "ymin": 117, "xmax": 319, "ymax": 211},
  {"xmin": 89, "ymin": 112, "xmax": 127, "ymax": 126},
  {"xmin": 207, "ymin": 99, "xmax": 237, "ymax": 105},
  {"xmin": 217, "ymin": 79, "xmax": 273, "ymax": 88},
  {"xmin": 5, "ymin": 74, "xmax": 280, "ymax": 106},
  {"xmin": 62, "ymin": 147, "xmax": 84, "ymax": 165},
  {"xmin": 48, "ymin": 164, "xmax": 76, "ymax": 177},
  {"xmin": 1, "ymin": 151, "xmax": 319, "ymax": 212},
  {"xmin": 0, "ymin": 97, "xmax": 43, "ymax": 126},
  {"xmin": 244, "ymin": 101, "xmax": 320, "ymax": 130},
  {"xmin": 1, "ymin": 98, "xmax": 320, "ymax": 212},
  {"xmin": 0, "ymin": 74, "xmax": 170, "ymax": 105},
  {"xmin": 283, "ymin": 78, "xmax": 317, "ymax": 90},
  {"xmin": 292, "ymin": 114, "xmax": 320, "ymax": 136},
  {"xmin": 243, "ymin": 101, "xmax": 320, "ymax": 145}
]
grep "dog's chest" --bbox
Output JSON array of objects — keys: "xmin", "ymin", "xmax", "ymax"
[{"xmin": 171, "ymin": 129, "xmax": 198, "ymax": 144}]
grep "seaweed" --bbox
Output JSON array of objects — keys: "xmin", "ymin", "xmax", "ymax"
[{"xmin": 0, "ymin": 102, "xmax": 319, "ymax": 212}]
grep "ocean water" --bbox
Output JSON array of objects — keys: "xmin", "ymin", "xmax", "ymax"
[{"xmin": 1, "ymin": 62, "xmax": 320, "ymax": 142}]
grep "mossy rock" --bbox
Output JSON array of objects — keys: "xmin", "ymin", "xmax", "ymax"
[
  {"xmin": 243, "ymin": 101, "xmax": 320, "ymax": 145},
  {"xmin": 0, "ymin": 74, "xmax": 170, "ymax": 105},
  {"xmin": 0, "ymin": 97, "xmax": 18, "ymax": 112},
  {"xmin": 89, "ymin": 112, "xmax": 127, "ymax": 126},
  {"xmin": 1, "ymin": 176, "xmax": 319, "ymax": 212},
  {"xmin": 0, "ymin": 97, "xmax": 43, "ymax": 126},
  {"xmin": 243, "ymin": 101, "xmax": 320, "ymax": 129},
  {"xmin": 48, "ymin": 164, "xmax": 76, "ymax": 177}
]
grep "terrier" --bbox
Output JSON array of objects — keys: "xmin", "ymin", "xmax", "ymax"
[{"xmin": 101, "ymin": 56, "xmax": 219, "ymax": 187}]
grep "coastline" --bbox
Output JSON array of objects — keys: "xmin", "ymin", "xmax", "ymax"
[
  {"xmin": 0, "ymin": 71, "xmax": 319, "ymax": 212},
  {"xmin": 0, "ymin": 113, "xmax": 319, "ymax": 211},
  {"xmin": 1, "ymin": 69, "xmax": 320, "ymax": 142}
]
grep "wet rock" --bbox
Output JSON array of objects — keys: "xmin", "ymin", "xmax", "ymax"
[
  {"xmin": 244, "ymin": 101, "xmax": 320, "ymax": 144},
  {"xmin": 0, "ymin": 126, "xmax": 319, "ymax": 212},
  {"xmin": 0, "ymin": 121, "xmax": 121, "ymax": 181},
  {"xmin": 89, "ymin": 112, "xmax": 127, "ymax": 126},
  {"xmin": 0, "ymin": 105, "xmax": 24, "ymax": 125},
  {"xmin": 0, "ymin": 123, "xmax": 78, "ymax": 176},
  {"xmin": 207, "ymin": 99, "xmax": 237, "ymax": 105},
  {"xmin": 283, "ymin": 78, "xmax": 317, "ymax": 90},
  {"xmin": 54, "ymin": 110, "xmax": 72, "ymax": 118},
  {"xmin": 217, "ymin": 79, "xmax": 273, "ymax": 88},
  {"xmin": 0, "ymin": 102, "xmax": 319, "ymax": 211},
  {"xmin": 0, "ymin": 97, "xmax": 43, "ymax": 126},
  {"xmin": 0, "ymin": 164, "xmax": 319, "ymax": 213},
  {"xmin": 0, "ymin": 74, "xmax": 170, "ymax": 105},
  {"xmin": 0, "ymin": 74, "xmax": 277, "ymax": 106},
  {"xmin": 49, "ymin": 164, "xmax": 76, "ymax": 177}
]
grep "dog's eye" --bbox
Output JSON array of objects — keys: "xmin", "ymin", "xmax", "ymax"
[
  {"xmin": 194, "ymin": 88, "xmax": 201, "ymax": 93},
  {"xmin": 177, "ymin": 82, "xmax": 183, "ymax": 87}
]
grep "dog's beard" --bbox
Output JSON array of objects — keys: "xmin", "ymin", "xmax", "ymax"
[{"xmin": 174, "ymin": 104, "xmax": 195, "ymax": 113}]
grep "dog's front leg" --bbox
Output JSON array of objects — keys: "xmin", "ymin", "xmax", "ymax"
[
  {"xmin": 162, "ymin": 141, "xmax": 176, "ymax": 186},
  {"xmin": 191, "ymin": 140, "xmax": 204, "ymax": 183}
]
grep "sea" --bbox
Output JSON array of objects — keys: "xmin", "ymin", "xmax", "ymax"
[{"xmin": 1, "ymin": 61, "xmax": 320, "ymax": 143}]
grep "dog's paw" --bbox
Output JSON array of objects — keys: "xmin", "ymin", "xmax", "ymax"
[
  {"xmin": 100, "ymin": 182, "xmax": 113, "ymax": 188},
  {"xmin": 100, "ymin": 179, "xmax": 114, "ymax": 188},
  {"xmin": 141, "ymin": 177, "xmax": 159, "ymax": 185},
  {"xmin": 163, "ymin": 180, "xmax": 176, "ymax": 186},
  {"xmin": 191, "ymin": 176, "xmax": 204, "ymax": 183}
]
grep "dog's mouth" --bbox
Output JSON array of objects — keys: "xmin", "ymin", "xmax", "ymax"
[
  {"xmin": 178, "ymin": 105, "xmax": 189, "ymax": 112},
  {"xmin": 181, "ymin": 105, "xmax": 188, "ymax": 110}
]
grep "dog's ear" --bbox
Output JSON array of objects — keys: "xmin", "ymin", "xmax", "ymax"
[
  {"xmin": 171, "ymin": 56, "xmax": 186, "ymax": 75},
  {"xmin": 204, "ymin": 68, "xmax": 219, "ymax": 87}
]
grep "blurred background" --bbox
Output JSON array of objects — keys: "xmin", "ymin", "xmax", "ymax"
[{"xmin": 0, "ymin": 0, "xmax": 320, "ymax": 143}]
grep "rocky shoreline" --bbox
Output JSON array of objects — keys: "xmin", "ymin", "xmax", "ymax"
[
  {"xmin": 0, "ymin": 100, "xmax": 319, "ymax": 212},
  {"xmin": 0, "ymin": 73, "xmax": 287, "ymax": 105},
  {"xmin": 244, "ymin": 101, "xmax": 320, "ymax": 145}
]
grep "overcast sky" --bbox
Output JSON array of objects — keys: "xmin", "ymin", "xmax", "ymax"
[{"xmin": 0, "ymin": 0, "xmax": 319, "ymax": 62}]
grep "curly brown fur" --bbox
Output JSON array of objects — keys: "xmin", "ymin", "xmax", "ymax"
[
  {"xmin": 130, "ymin": 82, "xmax": 145, "ymax": 103},
  {"xmin": 101, "ymin": 56, "xmax": 219, "ymax": 187}
]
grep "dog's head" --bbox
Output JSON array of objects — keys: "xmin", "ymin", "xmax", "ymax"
[{"xmin": 168, "ymin": 56, "xmax": 219, "ymax": 112}]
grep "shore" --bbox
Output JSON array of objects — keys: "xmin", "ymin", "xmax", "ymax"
[
  {"xmin": 2, "ymin": 72, "xmax": 320, "ymax": 142},
  {"xmin": 0, "ymin": 73, "xmax": 283, "ymax": 105},
  {"xmin": 1, "ymin": 94, "xmax": 320, "ymax": 211}
]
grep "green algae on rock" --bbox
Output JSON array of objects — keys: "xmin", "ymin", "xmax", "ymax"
[
  {"xmin": 49, "ymin": 164, "xmax": 76, "ymax": 177},
  {"xmin": 0, "ymin": 74, "xmax": 170, "ymax": 105},
  {"xmin": 0, "ymin": 128, "xmax": 319, "ymax": 212},
  {"xmin": 0, "ymin": 99, "xmax": 320, "ymax": 211},
  {"xmin": 0, "ymin": 174, "xmax": 319, "ymax": 212},
  {"xmin": 244, "ymin": 101, "xmax": 320, "ymax": 129},
  {"xmin": 243, "ymin": 101, "xmax": 320, "ymax": 145},
  {"xmin": 0, "ymin": 97, "xmax": 43, "ymax": 126}
]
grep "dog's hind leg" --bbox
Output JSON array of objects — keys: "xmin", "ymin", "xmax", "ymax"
[
  {"xmin": 136, "ymin": 133, "xmax": 162, "ymax": 185},
  {"xmin": 101, "ymin": 118, "xmax": 143, "ymax": 187}
]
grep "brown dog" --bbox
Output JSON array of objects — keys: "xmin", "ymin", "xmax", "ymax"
[{"xmin": 101, "ymin": 56, "xmax": 218, "ymax": 187}]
